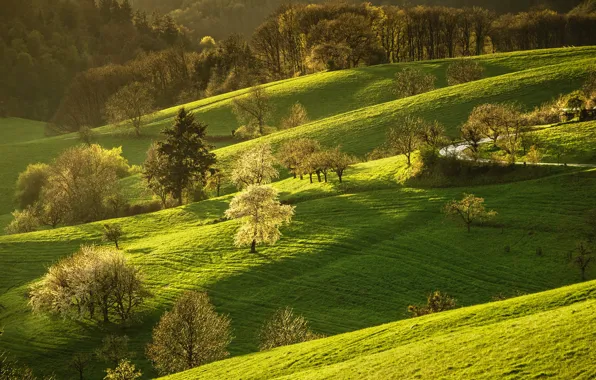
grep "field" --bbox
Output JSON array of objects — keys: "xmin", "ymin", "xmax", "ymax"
[
  {"xmin": 164, "ymin": 280, "xmax": 596, "ymax": 379},
  {"xmin": 1, "ymin": 46, "xmax": 596, "ymax": 379}
]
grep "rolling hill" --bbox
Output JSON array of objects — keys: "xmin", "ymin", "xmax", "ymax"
[{"xmin": 1, "ymin": 46, "xmax": 596, "ymax": 379}]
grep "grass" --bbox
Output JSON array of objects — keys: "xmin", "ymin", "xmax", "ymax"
[
  {"xmin": 163, "ymin": 279, "xmax": 596, "ymax": 379},
  {"xmin": 0, "ymin": 155, "xmax": 595, "ymax": 378},
  {"xmin": 530, "ymin": 120, "xmax": 596, "ymax": 164},
  {"xmin": 0, "ymin": 118, "xmax": 46, "ymax": 144},
  {"xmin": 0, "ymin": 47, "xmax": 595, "ymax": 216},
  {"xmin": 2, "ymin": 46, "xmax": 596, "ymax": 379}
]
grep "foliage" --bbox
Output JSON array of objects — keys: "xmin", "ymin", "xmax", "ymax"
[
  {"xmin": 29, "ymin": 245, "xmax": 149, "ymax": 323},
  {"xmin": 259, "ymin": 307, "xmax": 322, "ymax": 351},
  {"xmin": 14, "ymin": 163, "xmax": 50, "ymax": 209},
  {"xmin": 4, "ymin": 207, "xmax": 40, "ymax": 235},
  {"xmin": 104, "ymin": 360, "xmax": 142, "ymax": 380},
  {"xmin": 96, "ymin": 336, "xmax": 132, "ymax": 367},
  {"xmin": 0, "ymin": 351, "xmax": 36, "ymax": 380},
  {"xmin": 154, "ymin": 108, "xmax": 217, "ymax": 205},
  {"xmin": 326, "ymin": 147, "xmax": 357, "ymax": 183},
  {"xmin": 280, "ymin": 102, "xmax": 309, "ymax": 130},
  {"xmin": 232, "ymin": 86, "xmax": 273, "ymax": 137},
  {"xmin": 407, "ymin": 291, "xmax": 457, "ymax": 317},
  {"xmin": 146, "ymin": 291, "xmax": 232, "ymax": 375},
  {"xmin": 103, "ymin": 224, "xmax": 123, "ymax": 249},
  {"xmin": 104, "ymin": 82, "xmax": 155, "ymax": 137},
  {"xmin": 446, "ymin": 59, "xmax": 484, "ymax": 85},
  {"xmin": 225, "ymin": 185, "xmax": 295, "ymax": 252},
  {"xmin": 526, "ymin": 145, "xmax": 543, "ymax": 164},
  {"xmin": 69, "ymin": 353, "xmax": 91, "ymax": 380},
  {"xmin": 443, "ymin": 193, "xmax": 497, "ymax": 232},
  {"xmin": 386, "ymin": 116, "xmax": 425, "ymax": 166},
  {"xmin": 394, "ymin": 67, "xmax": 436, "ymax": 99},
  {"xmin": 231, "ymin": 144, "xmax": 278, "ymax": 189}
]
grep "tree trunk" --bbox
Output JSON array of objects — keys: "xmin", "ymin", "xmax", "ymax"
[
  {"xmin": 115, "ymin": 240, "xmax": 119, "ymax": 250},
  {"xmin": 338, "ymin": 172, "xmax": 343, "ymax": 183},
  {"xmin": 309, "ymin": 173, "xmax": 313, "ymax": 183},
  {"xmin": 250, "ymin": 240, "xmax": 256, "ymax": 253},
  {"xmin": 324, "ymin": 172, "xmax": 327, "ymax": 182},
  {"xmin": 467, "ymin": 222, "xmax": 471, "ymax": 233},
  {"xmin": 316, "ymin": 171, "xmax": 321, "ymax": 182},
  {"xmin": 102, "ymin": 305, "xmax": 109, "ymax": 323}
]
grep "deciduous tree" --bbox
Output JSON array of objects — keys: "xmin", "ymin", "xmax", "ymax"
[
  {"xmin": 394, "ymin": 67, "xmax": 435, "ymax": 99},
  {"xmin": 446, "ymin": 59, "xmax": 484, "ymax": 85},
  {"xmin": 231, "ymin": 144, "xmax": 278, "ymax": 189},
  {"xmin": 104, "ymin": 82, "xmax": 154, "ymax": 137},
  {"xmin": 146, "ymin": 291, "xmax": 232, "ymax": 375},
  {"xmin": 386, "ymin": 116, "xmax": 425, "ymax": 166},
  {"xmin": 104, "ymin": 360, "xmax": 141, "ymax": 380},
  {"xmin": 280, "ymin": 102, "xmax": 309, "ymax": 130},
  {"xmin": 225, "ymin": 185, "xmax": 295, "ymax": 253},
  {"xmin": 443, "ymin": 193, "xmax": 496, "ymax": 232},
  {"xmin": 232, "ymin": 86, "xmax": 273, "ymax": 137},
  {"xmin": 259, "ymin": 307, "xmax": 323, "ymax": 351},
  {"xmin": 408, "ymin": 291, "xmax": 457, "ymax": 317}
]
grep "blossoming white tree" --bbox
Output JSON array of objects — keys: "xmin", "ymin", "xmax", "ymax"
[{"xmin": 225, "ymin": 185, "xmax": 295, "ymax": 253}]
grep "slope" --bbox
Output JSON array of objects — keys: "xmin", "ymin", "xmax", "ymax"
[
  {"xmin": 1, "ymin": 47, "xmax": 594, "ymax": 216},
  {"xmin": 0, "ymin": 157, "xmax": 594, "ymax": 378},
  {"xmin": 164, "ymin": 279, "xmax": 596, "ymax": 380}
]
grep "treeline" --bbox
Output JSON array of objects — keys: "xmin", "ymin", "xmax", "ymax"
[
  {"xmin": 0, "ymin": 0, "xmax": 185, "ymax": 120},
  {"xmin": 131, "ymin": 0, "xmax": 584, "ymax": 42}
]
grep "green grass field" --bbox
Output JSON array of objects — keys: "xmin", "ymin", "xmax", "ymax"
[
  {"xmin": 163, "ymin": 280, "xmax": 596, "ymax": 379},
  {"xmin": 0, "ymin": 47, "xmax": 595, "ymax": 217},
  {"xmin": 1, "ymin": 155, "xmax": 594, "ymax": 378},
  {"xmin": 1, "ymin": 46, "xmax": 596, "ymax": 379}
]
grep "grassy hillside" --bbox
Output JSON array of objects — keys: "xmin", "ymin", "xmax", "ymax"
[
  {"xmin": 163, "ymin": 280, "xmax": 596, "ymax": 379},
  {"xmin": 1, "ymin": 155, "xmax": 594, "ymax": 378},
  {"xmin": 0, "ymin": 118, "xmax": 46, "ymax": 144},
  {"xmin": 0, "ymin": 47, "xmax": 595, "ymax": 216}
]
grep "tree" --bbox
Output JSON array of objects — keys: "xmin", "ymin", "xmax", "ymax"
[
  {"xmin": 418, "ymin": 120, "xmax": 447, "ymax": 151},
  {"xmin": 143, "ymin": 142, "xmax": 171, "ymax": 208},
  {"xmin": 37, "ymin": 144, "xmax": 129, "ymax": 224},
  {"xmin": 408, "ymin": 291, "xmax": 457, "ymax": 317},
  {"xmin": 225, "ymin": 185, "xmax": 295, "ymax": 253},
  {"xmin": 104, "ymin": 360, "xmax": 142, "ymax": 380},
  {"xmin": 4, "ymin": 207, "xmax": 39, "ymax": 235},
  {"xmin": 205, "ymin": 168, "xmax": 225, "ymax": 197},
  {"xmin": 460, "ymin": 120, "xmax": 484, "ymax": 159},
  {"xmin": 280, "ymin": 102, "xmax": 309, "ymax": 130},
  {"xmin": 0, "ymin": 351, "xmax": 36, "ymax": 380},
  {"xmin": 327, "ymin": 147, "xmax": 356, "ymax": 183},
  {"xmin": 394, "ymin": 67, "xmax": 435, "ymax": 99},
  {"xmin": 96, "ymin": 335, "xmax": 132, "ymax": 367},
  {"xmin": 259, "ymin": 307, "xmax": 322, "ymax": 351},
  {"xmin": 146, "ymin": 291, "xmax": 232, "ymax": 375},
  {"xmin": 231, "ymin": 144, "xmax": 278, "ymax": 189},
  {"xmin": 104, "ymin": 82, "xmax": 155, "ymax": 137},
  {"xmin": 570, "ymin": 241, "xmax": 593, "ymax": 281},
  {"xmin": 232, "ymin": 86, "xmax": 273, "ymax": 137},
  {"xmin": 103, "ymin": 224, "xmax": 123, "ymax": 249},
  {"xmin": 14, "ymin": 163, "xmax": 50, "ymax": 209},
  {"xmin": 29, "ymin": 245, "xmax": 150, "ymax": 323},
  {"xmin": 69, "ymin": 353, "xmax": 91, "ymax": 380},
  {"xmin": 443, "ymin": 193, "xmax": 497, "ymax": 233},
  {"xmin": 526, "ymin": 145, "xmax": 543, "ymax": 164},
  {"xmin": 446, "ymin": 59, "xmax": 484, "ymax": 85},
  {"xmin": 386, "ymin": 116, "xmax": 425, "ymax": 166},
  {"xmin": 466, "ymin": 103, "xmax": 519, "ymax": 147},
  {"xmin": 156, "ymin": 108, "xmax": 217, "ymax": 205}
]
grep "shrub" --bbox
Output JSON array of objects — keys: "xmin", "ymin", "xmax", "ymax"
[
  {"xmin": 29, "ymin": 245, "xmax": 150, "ymax": 323},
  {"xmin": 4, "ymin": 207, "xmax": 40, "ymax": 235},
  {"xmin": 104, "ymin": 360, "xmax": 142, "ymax": 380},
  {"xmin": 408, "ymin": 291, "xmax": 457, "ymax": 317},
  {"xmin": 446, "ymin": 59, "xmax": 484, "ymax": 85},
  {"xmin": 96, "ymin": 335, "xmax": 132, "ymax": 367},
  {"xmin": 122, "ymin": 201, "xmax": 163, "ymax": 217},
  {"xmin": 103, "ymin": 224, "xmax": 123, "ymax": 249},
  {"xmin": 14, "ymin": 163, "xmax": 50, "ymax": 209},
  {"xmin": 259, "ymin": 307, "xmax": 323, "ymax": 351},
  {"xmin": 394, "ymin": 67, "xmax": 435, "ymax": 99}
]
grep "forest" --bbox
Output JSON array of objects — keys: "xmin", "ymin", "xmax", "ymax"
[{"xmin": 1, "ymin": 0, "xmax": 595, "ymax": 131}]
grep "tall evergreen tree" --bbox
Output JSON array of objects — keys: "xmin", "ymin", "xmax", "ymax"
[{"xmin": 156, "ymin": 108, "xmax": 216, "ymax": 205}]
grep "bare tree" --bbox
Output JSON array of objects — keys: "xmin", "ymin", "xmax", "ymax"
[
  {"xmin": 443, "ymin": 193, "xmax": 497, "ymax": 233},
  {"xmin": 570, "ymin": 241, "xmax": 593, "ymax": 281},
  {"xmin": 280, "ymin": 102, "xmax": 309, "ymax": 130},
  {"xmin": 96, "ymin": 335, "xmax": 132, "ymax": 367},
  {"xmin": 233, "ymin": 86, "xmax": 273, "ymax": 137},
  {"xmin": 69, "ymin": 353, "xmax": 91, "ymax": 380},
  {"xmin": 386, "ymin": 116, "xmax": 425, "ymax": 166},
  {"xmin": 327, "ymin": 147, "xmax": 356, "ymax": 183},
  {"xmin": 460, "ymin": 120, "xmax": 484, "ymax": 159},
  {"xmin": 104, "ymin": 82, "xmax": 154, "ymax": 137},
  {"xmin": 146, "ymin": 291, "xmax": 232, "ymax": 375},
  {"xmin": 225, "ymin": 185, "xmax": 295, "ymax": 253}
]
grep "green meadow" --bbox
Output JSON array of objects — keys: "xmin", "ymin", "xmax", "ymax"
[{"xmin": 1, "ymin": 46, "xmax": 596, "ymax": 379}]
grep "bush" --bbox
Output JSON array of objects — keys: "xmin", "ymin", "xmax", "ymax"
[
  {"xmin": 259, "ymin": 307, "xmax": 323, "ymax": 351},
  {"xmin": 4, "ymin": 207, "xmax": 40, "ymax": 235},
  {"xmin": 446, "ymin": 59, "xmax": 484, "ymax": 85},
  {"xmin": 29, "ymin": 245, "xmax": 150, "ymax": 323},
  {"xmin": 122, "ymin": 200, "xmax": 163, "ymax": 217},
  {"xmin": 104, "ymin": 360, "xmax": 142, "ymax": 380},
  {"xmin": 408, "ymin": 291, "xmax": 457, "ymax": 317},
  {"xmin": 14, "ymin": 163, "xmax": 50, "ymax": 209},
  {"xmin": 394, "ymin": 67, "xmax": 435, "ymax": 99},
  {"xmin": 103, "ymin": 224, "xmax": 123, "ymax": 249}
]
